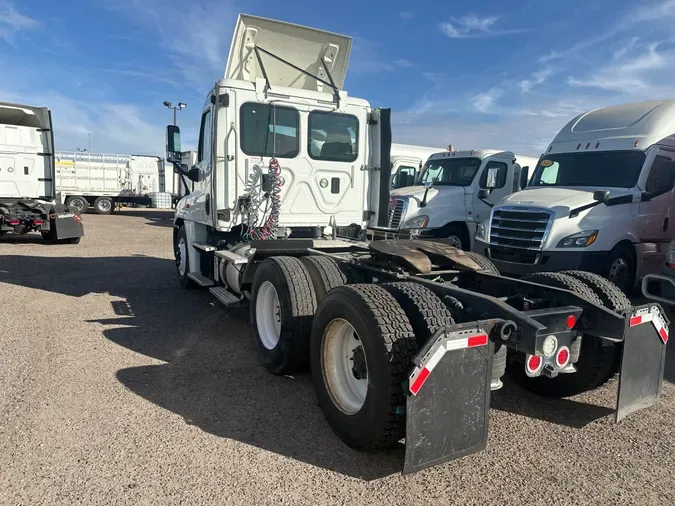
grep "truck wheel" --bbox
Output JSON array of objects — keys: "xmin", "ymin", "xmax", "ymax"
[
  {"xmin": 310, "ymin": 284, "xmax": 418, "ymax": 449},
  {"xmin": 463, "ymin": 251, "xmax": 500, "ymax": 275},
  {"xmin": 381, "ymin": 282, "xmax": 454, "ymax": 347},
  {"xmin": 65, "ymin": 196, "xmax": 87, "ymax": 214},
  {"xmin": 94, "ymin": 197, "xmax": 113, "ymax": 215},
  {"xmin": 175, "ymin": 226, "xmax": 197, "ymax": 289},
  {"xmin": 562, "ymin": 270, "xmax": 632, "ymax": 313},
  {"xmin": 606, "ymin": 244, "xmax": 636, "ymax": 294},
  {"xmin": 250, "ymin": 257, "xmax": 318, "ymax": 375},
  {"xmin": 508, "ymin": 272, "xmax": 616, "ymax": 397},
  {"xmin": 299, "ymin": 256, "xmax": 349, "ymax": 301},
  {"xmin": 435, "ymin": 224, "xmax": 469, "ymax": 250}
]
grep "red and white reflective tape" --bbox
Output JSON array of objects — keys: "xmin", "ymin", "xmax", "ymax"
[
  {"xmin": 409, "ymin": 331, "xmax": 488, "ymax": 395},
  {"xmin": 629, "ymin": 307, "xmax": 669, "ymax": 344}
]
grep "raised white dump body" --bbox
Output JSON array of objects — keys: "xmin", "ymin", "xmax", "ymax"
[{"xmin": 475, "ymin": 99, "xmax": 675, "ymax": 291}]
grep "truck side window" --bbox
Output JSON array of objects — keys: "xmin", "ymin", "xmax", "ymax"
[
  {"xmin": 479, "ymin": 161, "xmax": 508, "ymax": 189},
  {"xmin": 393, "ymin": 165, "xmax": 416, "ymax": 188},
  {"xmin": 646, "ymin": 154, "xmax": 675, "ymax": 193},
  {"xmin": 308, "ymin": 111, "xmax": 358, "ymax": 162},
  {"xmin": 197, "ymin": 109, "xmax": 212, "ymax": 163},
  {"xmin": 240, "ymin": 103, "xmax": 299, "ymax": 158}
]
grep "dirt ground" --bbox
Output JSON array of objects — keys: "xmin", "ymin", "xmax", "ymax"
[{"xmin": 1, "ymin": 209, "xmax": 674, "ymax": 505}]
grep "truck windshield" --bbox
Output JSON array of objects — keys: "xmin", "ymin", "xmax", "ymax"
[
  {"xmin": 415, "ymin": 157, "xmax": 481, "ymax": 186},
  {"xmin": 531, "ymin": 151, "xmax": 646, "ymax": 188}
]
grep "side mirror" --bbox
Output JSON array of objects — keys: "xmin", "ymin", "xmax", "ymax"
[
  {"xmin": 166, "ymin": 125, "xmax": 182, "ymax": 163},
  {"xmin": 520, "ymin": 166, "xmax": 530, "ymax": 189},
  {"xmin": 477, "ymin": 189, "xmax": 491, "ymax": 199},
  {"xmin": 593, "ymin": 190, "xmax": 610, "ymax": 203},
  {"xmin": 187, "ymin": 167, "xmax": 200, "ymax": 182}
]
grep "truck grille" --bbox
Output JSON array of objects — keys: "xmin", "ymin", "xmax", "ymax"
[
  {"xmin": 489, "ymin": 207, "xmax": 552, "ymax": 261},
  {"xmin": 388, "ymin": 197, "xmax": 408, "ymax": 229}
]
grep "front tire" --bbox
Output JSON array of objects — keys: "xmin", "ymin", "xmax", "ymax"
[
  {"xmin": 175, "ymin": 226, "xmax": 196, "ymax": 289},
  {"xmin": 310, "ymin": 284, "xmax": 418, "ymax": 449},
  {"xmin": 606, "ymin": 244, "xmax": 635, "ymax": 294},
  {"xmin": 435, "ymin": 224, "xmax": 469, "ymax": 250}
]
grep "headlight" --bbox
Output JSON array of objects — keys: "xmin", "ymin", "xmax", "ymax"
[
  {"xmin": 557, "ymin": 230, "xmax": 599, "ymax": 248},
  {"xmin": 667, "ymin": 241, "xmax": 675, "ymax": 267},
  {"xmin": 476, "ymin": 221, "xmax": 487, "ymax": 241},
  {"xmin": 403, "ymin": 215, "xmax": 429, "ymax": 229}
]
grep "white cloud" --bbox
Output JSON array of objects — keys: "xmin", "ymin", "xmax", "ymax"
[
  {"xmin": 350, "ymin": 37, "xmax": 415, "ymax": 73},
  {"xmin": 393, "ymin": 58, "xmax": 413, "ymax": 68},
  {"xmin": 471, "ymin": 88, "xmax": 503, "ymax": 113},
  {"xmin": 519, "ymin": 68, "xmax": 553, "ymax": 94},
  {"xmin": 538, "ymin": 50, "xmax": 562, "ymax": 64},
  {"xmin": 613, "ymin": 36, "xmax": 639, "ymax": 59},
  {"xmin": 567, "ymin": 43, "xmax": 670, "ymax": 93},
  {"xmin": 399, "ymin": 11, "xmax": 414, "ymax": 21},
  {"xmin": 440, "ymin": 14, "xmax": 529, "ymax": 39},
  {"xmin": 0, "ymin": 1, "xmax": 39, "ymax": 44}
]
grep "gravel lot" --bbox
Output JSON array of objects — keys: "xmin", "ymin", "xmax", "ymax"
[{"xmin": 1, "ymin": 209, "xmax": 674, "ymax": 505}]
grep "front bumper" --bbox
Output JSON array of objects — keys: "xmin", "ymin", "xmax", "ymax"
[{"xmin": 474, "ymin": 240, "xmax": 609, "ymax": 277}]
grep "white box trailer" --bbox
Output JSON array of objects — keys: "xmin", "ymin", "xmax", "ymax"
[{"xmin": 55, "ymin": 151, "xmax": 165, "ymax": 214}]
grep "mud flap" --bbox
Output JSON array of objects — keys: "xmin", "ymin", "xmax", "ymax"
[
  {"xmin": 616, "ymin": 304, "xmax": 669, "ymax": 422},
  {"xmin": 51, "ymin": 212, "xmax": 84, "ymax": 239},
  {"xmin": 403, "ymin": 323, "xmax": 494, "ymax": 475}
]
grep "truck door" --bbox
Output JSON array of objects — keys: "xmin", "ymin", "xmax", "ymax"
[
  {"xmin": 638, "ymin": 148, "xmax": 675, "ymax": 273},
  {"xmin": 192, "ymin": 106, "xmax": 213, "ymax": 223},
  {"xmin": 472, "ymin": 159, "xmax": 511, "ymax": 223},
  {"xmin": 391, "ymin": 159, "xmax": 418, "ymax": 189}
]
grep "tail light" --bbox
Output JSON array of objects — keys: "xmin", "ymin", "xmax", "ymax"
[
  {"xmin": 9, "ymin": 219, "xmax": 20, "ymax": 226},
  {"xmin": 525, "ymin": 354, "xmax": 543, "ymax": 376},
  {"xmin": 555, "ymin": 347, "xmax": 571, "ymax": 368},
  {"xmin": 33, "ymin": 219, "xmax": 44, "ymax": 225}
]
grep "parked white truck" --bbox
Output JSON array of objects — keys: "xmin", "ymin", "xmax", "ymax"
[
  {"xmin": 55, "ymin": 151, "xmax": 166, "ymax": 214},
  {"xmin": 475, "ymin": 99, "xmax": 675, "ymax": 293},
  {"xmin": 386, "ymin": 149, "xmax": 538, "ymax": 250},
  {"xmin": 166, "ymin": 14, "xmax": 668, "ymax": 475},
  {"xmin": 0, "ymin": 102, "xmax": 84, "ymax": 243},
  {"xmin": 389, "ymin": 143, "xmax": 445, "ymax": 189}
]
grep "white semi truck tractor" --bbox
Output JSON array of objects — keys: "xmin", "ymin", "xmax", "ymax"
[
  {"xmin": 167, "ymin": 14, "xmax": 669, "ymax": 474},
  {"xmin": 0, "ymin": 102, "xmax": 84, "ymax": 243},
  {"xmin": 475, "ymin": 100, "xmax": 675, "ymax": 294}
]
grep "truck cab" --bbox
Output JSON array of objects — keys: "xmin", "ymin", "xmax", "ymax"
[
  {"xmin": 387, "ymin": 150, "xmax": 537, "ymax": 250},
  {"xmin": 390, "ymin": 143, "xmax": 445, "ymax": 190},
  {"xmin": 475, "ymin": 99, "xmax": 675, "ymax": 293}
]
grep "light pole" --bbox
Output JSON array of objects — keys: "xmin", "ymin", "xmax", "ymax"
[{"xmin": 163, "ymin": 101, "xmax": 187, "ymax": 126}]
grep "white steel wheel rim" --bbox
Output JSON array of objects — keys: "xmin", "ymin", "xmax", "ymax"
[
  {"xmin": 177, "ymin": 238, "xmax": 187, "ymax": 276},
  {"xmin": 256, "ymin": 281, "xmax": 281, "ymax": 350},
  {"xmin": 321, "ymin": 318, "xmax": 368, "ymax": 415},
  {"xmin": 448, "ymin": 235, "xmax": 463, "ymax": 249},
  {"xmin": 98, "ymin": 199, "xmax": 112, "ymax": 212}
]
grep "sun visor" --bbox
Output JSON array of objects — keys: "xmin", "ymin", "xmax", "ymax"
[{"xmin": 225, "ymin": 14, "xmax": 352, "ymax": 91}]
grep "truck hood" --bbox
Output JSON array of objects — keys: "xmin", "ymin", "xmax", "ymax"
[
  {"xmin": 500, "ymin": 187, "xmax": 632, "ymax": 215},
  {"xmin": 392, "ymin": 185, "xmax": 465, "ymax": 205},
  {"xmin": 226, "ymin": 14, "xmax": 352, "ymax": 91}
]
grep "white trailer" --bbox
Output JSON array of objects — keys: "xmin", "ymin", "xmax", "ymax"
[
  {"xmin": 164, "ymin": 14, "xmax": 668, "ymax": 475},
  {"xmin": 475, "ymin": 99, "xmax": 675, "ymax": 293},
  {"xmin": 55, "ymin": 151, "xmax": 165, "ymax": 214},
  {"xmin": 386, "ymin": 149, "xmax": 538, "ymax": 250}
]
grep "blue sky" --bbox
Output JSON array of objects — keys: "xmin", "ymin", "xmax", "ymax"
[{"xmin": 2, "ymin": 0, "xmax": 675, "ymax": 156}]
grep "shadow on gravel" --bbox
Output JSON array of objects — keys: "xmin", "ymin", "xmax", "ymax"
[
  {"xmin": 0, "ymin": 254, "xmax": 403, "ymax": 481},
  {"xmin": 490, "ymin": 379, "xmax": 615, "ymax": 428},
  {"xmin": 113, "ymin": 209, "xmax": 174, "ymax": 228}
]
